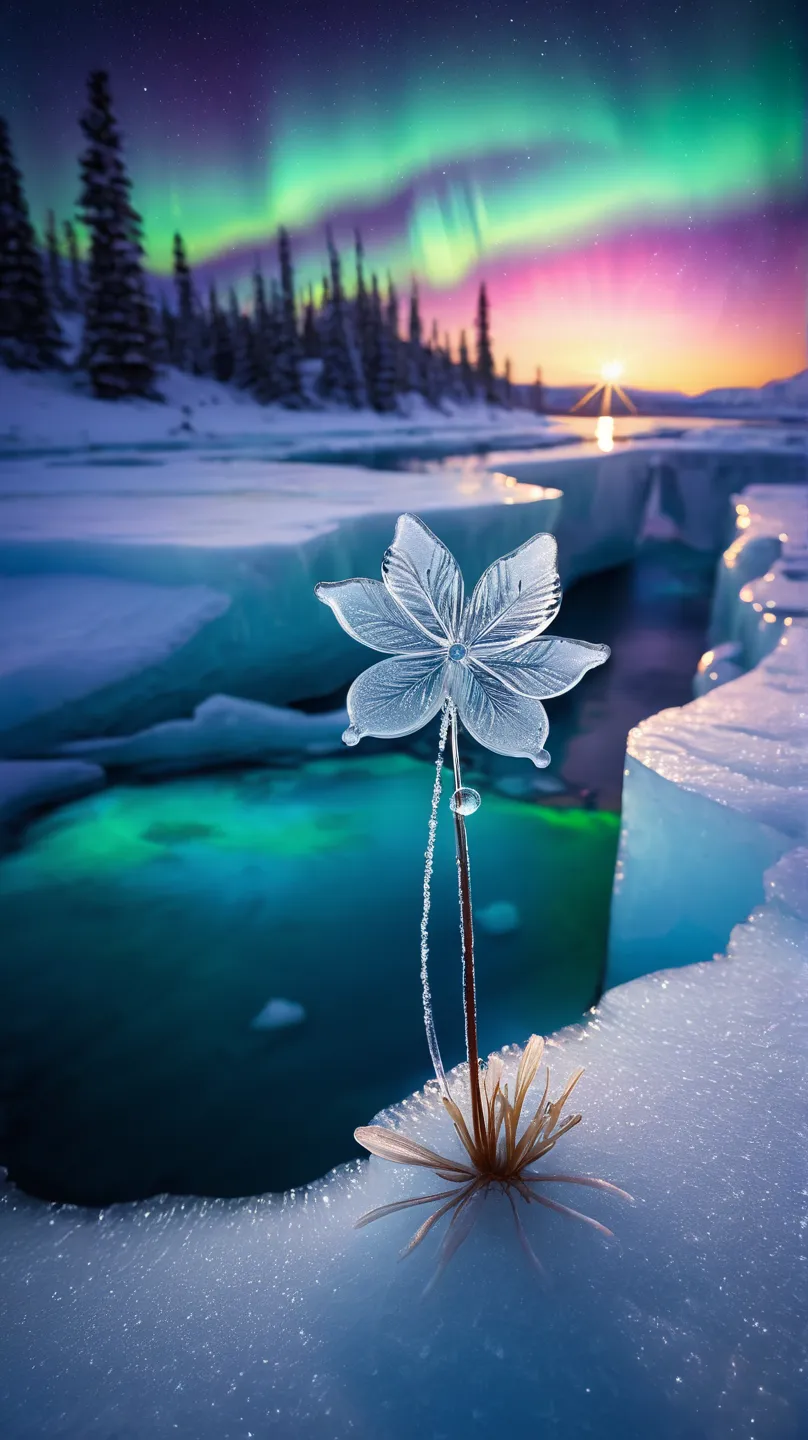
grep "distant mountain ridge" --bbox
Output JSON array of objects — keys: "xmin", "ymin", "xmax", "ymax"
[{"xmin": 538, "ymin": 369, "xmax": 808, "ymax": 418}]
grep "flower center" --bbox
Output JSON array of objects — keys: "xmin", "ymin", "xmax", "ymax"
[{"xmin": 448, "ymin": 642, "xmax": 468, "ymax": 661}]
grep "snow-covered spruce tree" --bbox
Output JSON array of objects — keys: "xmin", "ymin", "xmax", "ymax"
[
  {"xmin": 458, "ymin": 327, "xmax": 475, "ymax": 398},
  {"xmin": 407, "ymin": 279, "xmax": 425, "ymax": 394},
  {"xmin": 365, "ymin": 272, "xmax": 397, "ymax": 412},
  {"xmin": 44, "ymin": 210, "xmax": 66, "ymax": 309},
  {"xmin": 532, "ymin": 365, "xmax": 544, "ymax": 413},
  {"xmin": 77, "ymin": 71, "xmax": 156, "ymax": 398},
  {"xmin": 301, "ymin": 283, "xmax": 320, "ymax": 359},
  {"xmin": 171, "ymin": 231, "xmax": 199, "ymax": 372},
  {"xmin": 157, "ymin": 294, "xmax": 175, "ymax": 365},
  {"xmin": 276, "ymin": 227, "xmax": 303, "ymax": 405},
  {"xmin": 229, "ymin": 287, "xmax": 255, "ymax": 390},
  {"xmin": 475, "ymin": 281, "xmax": 497, "ymax": 403},
  {"xmin": 502, "ymin": 357, "xmax": 513, "ymax": 407},
  {"xmin": 318, "ymin": 229, "xmax": 362, "ymax": 406},
  {"xmin": 63, "ymin": 219, "xmax": 83, "ymax": 310},
  {"xmin": 385, "ymin": 274, "xmax": 405, "ymax": 394},
  {"xmin": 207, "ymin": 282, "xmax": 234, "ymax": 383},
  {"xmin": 0, "ymin": 116, "xmax": 63, "ymax": 369},
  {"xmin": 354, "ymin": 230, "xmax": 373, "ymax": 396}
]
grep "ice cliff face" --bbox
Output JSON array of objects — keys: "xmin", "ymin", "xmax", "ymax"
[{"xmin": 608, "ymin": 624, "xmax": 807, "ymax": 986}]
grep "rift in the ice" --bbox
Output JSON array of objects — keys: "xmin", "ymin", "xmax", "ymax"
[{"xmin": 316, "ymin": 513, "xmax": 631, "ymax": 1281}]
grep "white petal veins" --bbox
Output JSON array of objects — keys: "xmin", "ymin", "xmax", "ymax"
[
  {"xmin": 476, "ymin": 636, "xmax": 611, "ymax": 699},
  {"xmin": 381, "ymin": 513, "xmax": 464, "ymax": 646},
  {"xmin": 315, "ymin": 577, "xmax": 439, "ymax": 655},
  {"xmin": 463, "ymin": 531, "xmax": 561, "ymax": 655},
  {"xmin": 346, "ymin": 655, "xmax": 448, "ymax": 740},
  {"xmin": 449, "ymin": 660, "xmax": 550, "ymax": 767}
]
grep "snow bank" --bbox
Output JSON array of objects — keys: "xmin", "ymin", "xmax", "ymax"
[
  {"xmin": 0, "ymin": 460, "xmax": 562, "ymax": 748},
  {"xmin": 0, "ymin": 574, "xmax": 231, "ymax": 754},
  {"xmin": 0, "ymin": 908, "xmax": 804, "ymax": 1439},
  {"xmin": 60, "ymin": 694, "xmax": 348, "ymax": 775},
  {"xmin": 709, "ymin": 485, "xmax": 805, "ymax": 647},
  {"xmin": 0, "ymin": 759, "xmax": 103, "ymax": 831},
  {"xmin": 0, "ymin": 365, "xmax": 565, "ymax": 458},
  {"xmin": 606, "ymin": 624, "xmax": 808, "ymax": 987}
]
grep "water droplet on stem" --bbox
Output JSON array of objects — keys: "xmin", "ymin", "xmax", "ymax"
[{"xmin": 450, "ymin": 787, "xmax": 481, "ymax": 816}]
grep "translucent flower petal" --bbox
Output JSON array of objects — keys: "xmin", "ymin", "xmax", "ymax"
[
  {"xmin": 477, "ymin": 636, "xmax": 611, "ymax": 699},
  {"xmin": 381, "ymin": 514, "xmax": 463, "ymax": 646},
  {"xmin": 346, "ymin": 655, "xmax": 447, "ymax": 740},
  {"xmin": 449, "ymin": 661, "xmax": 550, "ymax": 767},
  {"xmin": 463, "ymin": 532, "xmax": 561, "ymax": 655},
  {"xmin": 314, "ymin": 578, "xmax": 437, "ymax": 655}
]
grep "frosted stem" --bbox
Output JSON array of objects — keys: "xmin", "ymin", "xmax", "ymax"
[
  {"xmin": 449, "ymin": 703, "xmax": 485, "ymax": 1148},
  {"xmin": 420, "ymin": 704, "xmax": 451, "ymax": 1093}
]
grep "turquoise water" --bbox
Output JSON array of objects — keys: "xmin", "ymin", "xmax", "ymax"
[{"xmin": 0, "ymin": 756, "xmax": 618, "ymax": 1204}]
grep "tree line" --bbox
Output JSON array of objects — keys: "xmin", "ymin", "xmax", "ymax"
[{"xmin": 1, "ymin": 71, "xmax": 540, "ymax": 411}]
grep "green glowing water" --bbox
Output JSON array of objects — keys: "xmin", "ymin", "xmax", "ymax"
[{"xmin": 0, "ymin": 756, "xmax": 618, "ymax": 1204}]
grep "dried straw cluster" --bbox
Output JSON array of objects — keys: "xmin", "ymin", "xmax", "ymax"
[{"xmin": 356, "ymin": 1035, "xmax": 631, "ymax": 1282}]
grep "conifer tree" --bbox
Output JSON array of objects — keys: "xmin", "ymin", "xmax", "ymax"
[
  {"xmin": 0, "ymin": 116, "xmax": 63, "ymax": 369},
  {"xmin": 44, "ymin": 210, "xmax": 66, "ymax": 308},
  {"xmin": 386, "ymin": 275, "xmax": 404, "ymax": 392},
  {"xmin": 62, "ymin": 219, "xmax": 83, "ymax": 311},
  {"xmin": 252, "ymin": 264, "xmax": 277, "ymax": 402},
  {"xmin": 475, "ymin": 282, "xmax": 496, "ymax": 403},
  {"xmin": 502, "ymin": 357, "xmax": 513, "ymax": 407},
  {"xmin": 407, "ymin": 280, "xmax": 424, "ymax": 393},
  {"xmin": 208, "ymin": 282, "xmax": 234, "ymax": 383},
  {"xmin": 277, "ymin": 227, "xmax": 303, "ymax": 405},
  {"xmin": 301, "ymin": 283, "xmax": 320, "ymax": 359},
  {"xmin": 354, "ymin": 230, "xmax": 373, "ymax": 391},
  {"xmin": 229, "ymin": 287, "xmax": 255, "ymax": 389},
  {"xmin": 318, "ymin": 229, "xmax": 361, "ymax": 406},
  {"xmin": 78, "ymin": 71, "xmax": 156, "ymax": 398},
  {"xmin": 458, "ymin": 327, "xmax": 475, "ymax": 398},
  {"xmin": 532, "ymin": 365, "xmax": 544, "ymax": 413},
  {"xmin": 366, "ymin": 272, "xmax": 397, "ymax": 412},
  {"xmin": 170, "ymin": 232, "xmax": 209, "ymax": 375}
]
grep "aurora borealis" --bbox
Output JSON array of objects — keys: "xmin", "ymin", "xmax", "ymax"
[{"xmin": 3, "ymin": 0, "xmax": 806, "ymax": 389}]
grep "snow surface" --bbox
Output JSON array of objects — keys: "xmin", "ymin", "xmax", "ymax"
[
  {"xmin": 0, "ymin": 574, "xmax": 231, "ymax": 754},
  {"xmin": 0, "ymin": 904, "xmax": 805, "ymax": 1439},
  {"xmin": 0, "ymin": 365, "xmax": 567, "ymax": 457},
  {"xmin": 0, "ymin": 759, "xmax": 104, "ymax": 828},
  {"xmin": 607, "ymin": 624, "xmax": 808, "ymax": 986},
  {"xmin": 60, "ymin": 694, "xmax": 348, "ymax": 776}
]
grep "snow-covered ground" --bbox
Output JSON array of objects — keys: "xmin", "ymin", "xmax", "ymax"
[
  {"xmin": 0, "ymin": 876, "xmax": 804, "ymax": 1439},
  {"xmin": 0, "ymin": 365, "xmax": 570, "ymax": 457}
]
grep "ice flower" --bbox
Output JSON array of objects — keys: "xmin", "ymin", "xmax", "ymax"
[{"xmin": 315, "ymin": 513, "xmax": 609, "ymax": 767}]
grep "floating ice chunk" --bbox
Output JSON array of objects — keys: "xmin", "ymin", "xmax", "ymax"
[
  {"xmin": 0, "ymin": 759, "xmax": 104, "ymax": 829},
  {"xmin": 476, "ymin": 899, "xmax": 520, "ymax": 935},
  {"xmin": 250, "ymin": 997, "xmax": 306, "ymax": 1031},
  {"xmin": 0, "ymin": 921, "xmax": 805, "ymax": 1438},
  {"xmin": 60, "ymin": 695, "xmax": 348, "ymax": 776},
  {"xmin": 607, "ymin": 624, "xmax": 808, "ymax": 986}
]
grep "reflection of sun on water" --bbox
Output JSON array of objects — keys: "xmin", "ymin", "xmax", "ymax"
[{"xmin": 595, "ymin": 415, "xmax": 614, "ymax": 452}]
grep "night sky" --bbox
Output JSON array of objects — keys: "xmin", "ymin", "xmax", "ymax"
[{"xmin": 2, "ymin": 0, "xmax": 806, "ymax": 389}]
